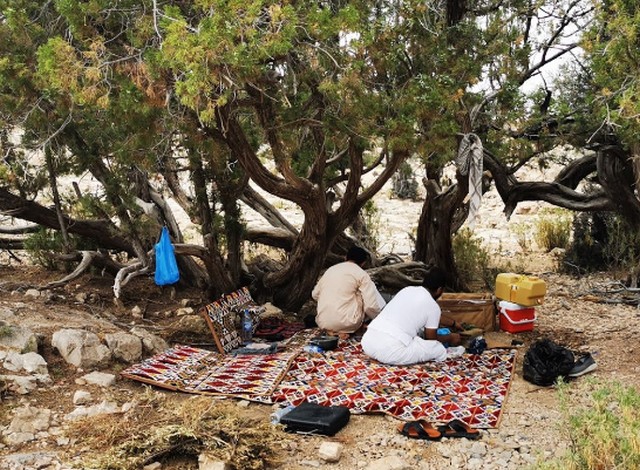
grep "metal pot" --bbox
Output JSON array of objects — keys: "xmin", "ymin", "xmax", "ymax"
[{"xmin": 310, "ymin": 335, "xmax": 339, "ymax": 351}]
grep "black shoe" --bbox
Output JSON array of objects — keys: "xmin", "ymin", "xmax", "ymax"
[{"xmin": 568, "ymin": 353, "xmax": 597, "ymax": 377}]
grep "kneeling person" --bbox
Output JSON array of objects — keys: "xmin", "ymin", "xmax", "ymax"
[
  {"xmin": 312, "ymin": 246, "xmax": 386, "ymax": 336},
  {"xmin": 361, "ymin": 267, "xmax": 461, "ymax": 365}
]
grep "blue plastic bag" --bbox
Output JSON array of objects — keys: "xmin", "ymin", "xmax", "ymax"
[{"xmin": 154, "ymin": 227, "xmax": 179, "ymax": 286}]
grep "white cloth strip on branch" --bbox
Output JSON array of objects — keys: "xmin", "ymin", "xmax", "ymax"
[{"xmin": 455, "ymin": 134, "xmax": 483, "ymax": 228}]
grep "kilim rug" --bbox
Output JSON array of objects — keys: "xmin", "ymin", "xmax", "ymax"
[
  {"xmin": 262, "ymin": 342, "xmax": 516, "ymax": 429},
  {"xmin": 121, "ymin": 344, "xmax": 298, "ymax": 396},
  {"xmin": 122, "ymin": 339, "xmax": 516, "ymax": 429}
]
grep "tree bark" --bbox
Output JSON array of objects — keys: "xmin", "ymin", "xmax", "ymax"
[
  {"xmin": 0, "ymin": 188, "xmax": 135, "ymax": 254},
  {"xmin": 414, "ymin": 176, "xmax": 468, "ymax": 291},
  {"xmin": 596, "ymin": 146, "xmax": 640, "ymax": 229},
  {"xmin": 483, "ymin": 150, "xmax": 615, "ymax": 218},
  {"xmin": 45, "ymin": 148, "xmax": 71, "ymax": 252}
]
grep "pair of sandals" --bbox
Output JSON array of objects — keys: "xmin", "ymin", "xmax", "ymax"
[{"xmin": 398, "ymin": 419, "xmax": 481, "ymax": 441}]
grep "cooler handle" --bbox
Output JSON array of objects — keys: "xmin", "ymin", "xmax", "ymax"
[{"xmin": 500, "ymin": 310, "xmax": 536, "ymax": 325}]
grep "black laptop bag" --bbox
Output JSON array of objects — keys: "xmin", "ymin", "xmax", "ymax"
[{"xmin": 280, "ymin": 401, "xmax": 351, "ymax": 436}]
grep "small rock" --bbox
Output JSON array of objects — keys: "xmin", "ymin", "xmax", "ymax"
[
  {"xmin": 73, "ymin": 390, "xmax": 92, "ymax": 405},
  {"xmin": 176, "ymin": 307, "xmax": 194, "ymax": 316},
  {"xmin": 121, "ymin": 401, "xmax": 136, "ymax": 413},
  {"xmin": 24, "ymin": 289, "xmax": 40, "ymax": 298},
  {"xmin": 131, "ymin": 305, "xmax": 144, "ymax": 318},
  {"xmin": 299, "ymin": 460, "xmax": 321, "ymax": 468},
  {"xmin": 75, "ymin": 293, "xmax": 88, "ymax": 303},
  {"xmin": 318, "ymin": 441, "xmax": 343, "ymax": 462},
  {"xmin": 365, "ymin": 455, "xmax": 411, "ymax": 470},
  {"xmin": 143, "ymin": 463, "xmax": 162, "ymax": 470},
  {"xmin": 81, "ymin": 371, "xmax": 116, "ymax": 387},
  {"xmin": 469, "ymin": 441, "xmax": 488, "ymax": 457},
  {"xmin": 65, "ymin": 400, "xmax": 120, "ymax": 421},
  {"xmin": 236, "ymin": 400, "xmax": 250, "ymax": 408},
  {"xmin": 197, "ymin": 453, "xmax": 231, "ymax": 470}
]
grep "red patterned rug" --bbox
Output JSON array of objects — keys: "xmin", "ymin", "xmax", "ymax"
[
  {"xmin": 122, "ymin": 339, "xmax": 516, "ymax": 428},
  {"xmin": 121, "ymin": 344, "xmax": 298, "ymax": 396},
  {"xmin": 264, "ymin": 342, "xmax": 516, "ymax": 428}
]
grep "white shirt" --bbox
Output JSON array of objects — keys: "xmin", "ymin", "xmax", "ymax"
[{"xmin": 367, "ymin": 285, "xmax": 441, "ymax": 342}]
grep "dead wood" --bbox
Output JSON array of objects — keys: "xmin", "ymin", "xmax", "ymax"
[{"xmin": 367, "ymin": 261, "xmax": 431, "ymax": 292}]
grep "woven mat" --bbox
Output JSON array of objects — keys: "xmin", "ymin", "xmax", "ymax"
[
  {"xmin": 121, "ymin": 344, "xmax": 298, "ymax": 396},
  {"xmin": 122, "ymin": 337, "xmax": 516, "ymax": 428},
  {"xmin": 261, "ymin": 341, "xmax": 516, "ymax": 428}
]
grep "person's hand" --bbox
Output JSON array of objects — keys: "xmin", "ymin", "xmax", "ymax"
[{"xmin": 448, "ymin": 333, "xmax": 462, "ymax": 346}]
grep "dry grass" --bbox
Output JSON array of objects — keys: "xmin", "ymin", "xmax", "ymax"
[{"xmin": 65, "ymin": 389, "xmax": 284, "ymax": 470}]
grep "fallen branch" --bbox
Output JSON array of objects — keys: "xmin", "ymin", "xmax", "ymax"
[
  {"xmin": 43, "ymin": 251, "xmax": 97, "ymax": 289},
  {"xmin": 113, "ymin": 260, "xmax": 151, "ymax": 299},
  {"xmin": 42, "ymin": 250, "xmax": 126, "ymax": 289}
]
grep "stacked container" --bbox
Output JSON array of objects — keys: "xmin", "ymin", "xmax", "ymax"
[{"xmin": 495, "ymin": 273, "xmax": 547, "ymax": 333}]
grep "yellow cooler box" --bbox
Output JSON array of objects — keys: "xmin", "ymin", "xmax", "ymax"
[{"xmin": 495, "ymin": 273, "xmax": 546, "ymax": 306}]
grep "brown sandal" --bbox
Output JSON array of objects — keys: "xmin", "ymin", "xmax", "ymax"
[{"xmin": 397, "ymin": 420, "xmax": 442, "ymax": 441}]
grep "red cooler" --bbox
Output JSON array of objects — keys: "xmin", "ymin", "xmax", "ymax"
[{"xmin": 498, "ymin": 301, "xmax": 536, "ymax": 333}]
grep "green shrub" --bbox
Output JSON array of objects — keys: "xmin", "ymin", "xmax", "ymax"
[
  {"xmin": 534, "ymin": 208, "xmax": 572, "ymax": 252},
  {"xmin": 453, "ymin": 228, "xmax": 497, "ymax": 290},
  {"xmin": 512, "ymin": 222, "xmax": 534, "ymax": 252},
  {"xmin": 23, "ymin": 228, "xmax": 68, "ymax": 270},
  {"xmin": 563, "ymin": 211, "xmax": 640, "ymax": 278},
  {"xmin": 534, "ymin": 380, "xmax": 640, "ymax": 470}
]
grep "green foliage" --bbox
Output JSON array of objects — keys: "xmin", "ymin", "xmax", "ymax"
[
  {"xmin": 391, "ymin": 161, "xmax": 419, "ymax": 200},
  {"xmin": 512, "ymin": 222, "xmax": 533, "ymax": 252},
  {"xmin": 534, "ymin": 380, "xmax": 640, "ymax": 470},
  {"xmin": 23, "ymin": 228, "xmax": 68, "ymax": 270},
  {"xmin": 359, "ymin": 199, "xmax": 380, "ymax": 254},
  {"xmin": 452, "ymin": 228, "xmax": 496, "ymax": 290},
  {"xmin": 581, "ymin": 1, "xmax": 640, "ymax": 143},
  {"xmin": 564, "ymin": 211, "xmax": 640, "ymax": 276},
  {"xmin": 534, "ymin": 209, "xmax": 572, "ymax": 252},
  {"xmin": 0, "ymin": 324, "xmax": 13, "ymax": 338}
]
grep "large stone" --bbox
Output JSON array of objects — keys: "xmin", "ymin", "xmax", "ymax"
[
  {"xmin": 130, "ymin": 327, "xmax": 169, "ymax": 355},
  {"xmin": 168, "ymin": 315, "xmax": 210, "ymax": 336},
  {"xmin": 7, "ymin": 406, "xmax": 51, "ymax": 434},
  {"xmin": 3, "ymin": 351, "xmax": 48, "ymax": 375},
  {"xmin": 0, "ymin": 452, "xmax": 60, "ymax": 469},
  {"xmin": 104, "ymin": 331, "xmax": 142, "ymax": 363},
  {"xmin": 51, "ymin": 329, "xmax": 111, "ymax": 369},
  {"xmin": 0, "ymin": 374, "xmax": 38, "ymax": 395},
  {"xmin": 0, "ymin": 322, "xmax": 39, "ymax": 353}
]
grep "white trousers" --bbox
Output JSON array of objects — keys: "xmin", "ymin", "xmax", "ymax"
[{"xmin": 361, "ymin": 328, "xmax": 447, "ymax": 365}]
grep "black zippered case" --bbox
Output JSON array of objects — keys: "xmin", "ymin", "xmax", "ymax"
[{"xmin": 280, "ymin": 401, "xmax": 351, "ymax": 436}]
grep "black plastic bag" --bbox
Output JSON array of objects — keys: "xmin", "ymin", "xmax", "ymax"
[{"xmin": 523, "ymin": 338, "xmax": 575, "ymax": 386}]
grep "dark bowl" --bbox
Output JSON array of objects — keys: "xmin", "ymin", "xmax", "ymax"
[{"xmin": 310, "ymin": 335, "xmax": 339, "ymax": 351}]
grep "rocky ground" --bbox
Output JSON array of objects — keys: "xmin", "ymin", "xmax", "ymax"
[{"xmin": 1, "ymin": 260, "xmax": 640, "ymax": 470}]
